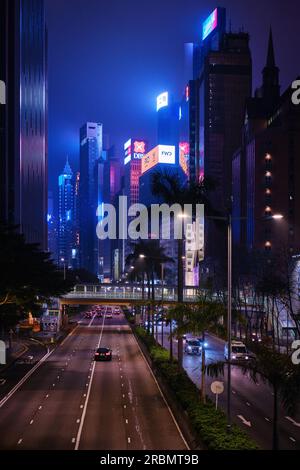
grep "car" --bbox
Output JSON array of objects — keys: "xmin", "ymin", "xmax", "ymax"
[
  {"xmin": 94, "ymin": 347, "xmax": 112, "ymax": 361},
  {"xmin": 97, "ymin": 312, "xmax": 102, "ymax": 318},
  {"xmin": 85, "ymin": 312, "xmax": 92, "ymax": 319},
  {"xmin": 224, "ymin": 340, "xmax": 250, "ymax": 362},
  {"xmin": 106, "ymin": 312, "xmax": 113, "ymax": 319},
  {"xmin": 184, "ymin": 339, "xmax": 202, "ymax": 355}
]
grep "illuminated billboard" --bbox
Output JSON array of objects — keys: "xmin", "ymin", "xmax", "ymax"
[
  {"xmin": 142, "ymin": 146, "xmax": 159, "ymax": 174},
  {"xmin": 156, "ymin": 92, "xmax": 169, "ymax": 111},
  {"xmin": 202, "ymin": 8, "xmax": 218, "ymax": 41},
  {"xmin": 124, "ymin": 139, "xmax": 146, "ymax": 164},
  {"xmin": 179, "ymin": 142, "xmax": 189, "ymax": 176},
  {"xmin": 141, "ymin": 145, "xmax": 175, "ymax": 174}
]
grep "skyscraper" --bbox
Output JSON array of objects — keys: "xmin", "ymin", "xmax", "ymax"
[
  {"xmin": 196, "ymin": 8, "xmax": 252, "ymax": 270},
  {"xmin": 0, "ymin": 0, "xmax": 48, "ymax": 249},
  {"xmin": 79, "ymin": 122, "xmax": 103, "ymax": 276},
  {"xmin": 232, "ymin": 31, "xmax": 300, "ymax": 255},
  {"xmin": 58, "ymin": 158, "xmax": 75, "ymax": 269}
]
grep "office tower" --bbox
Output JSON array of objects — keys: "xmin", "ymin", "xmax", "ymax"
[
  {"xmin": 58, "ymin": 158, "xmax": 75, "ymax": 269},
  {"xmin": 102, "ymin": 146, "xmax": 122, "ymax": 280},
  {"xmin": 196, "ymin": 7, "xmax": 252, "ymax": 270},
  {"xmin": 157, "ymin": 92, "xmax": 179, "ymax": 152},
  {"xmin": 232, "ymin": 31, "xmax": 300, "ymax": 255},
  {"xmin": 47, "ymin": 191, "xmax": 58, "ymax": 262},
  {"xmin": 120, "ymin": 138, "xmax": 147, "ymax": 274},
  {"xmin": 0, "ymin": 0, "xmax": 48, "ymax": 249},
  {"xmin": 73, "ymin": 171, "xmax": 80, "ymax": 269},
  {"xmin": 79, "ymin": 122, "xmax": 103, "ymax": 276}
]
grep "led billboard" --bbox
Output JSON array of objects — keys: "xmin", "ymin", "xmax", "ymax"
[
  {"xmin": 124, "ymin": 139, "xmax": 146, "ymax": 164},
  {"xmin": 156, "ymin": 92, "xmax": 169, "ymax": 111},
  {"xmin": 141, "ymin": 145, "xmax": 175, "ymax": 174},
  {"xmin": 202, "ymin": 8, "xmax": 218, "ymax": 41}
]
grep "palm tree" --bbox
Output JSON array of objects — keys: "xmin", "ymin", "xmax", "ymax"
[
  {"xmin": 126, "ymin": 240, "xmax": 172, "ymax": 334},
  {"xmin": 206, "ymin": 343, "xmax": 300, "ymax": 449},
  {"xmin": 170, "ymin": 295, "xmax": 224, "ymax": 401},
  {"xmin": 151, "ymin": 170, "xmax": 218, "ymax": 367}
]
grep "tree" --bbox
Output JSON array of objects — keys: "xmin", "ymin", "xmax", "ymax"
[
  {"xmin": 206, "ymin": 343, "xmax": 300, "ymax": 449},
  {"xmin": 170, "ymin": 295, "xmax": 224, "ymax": 400},
  {"xmin": 126, "ymin": 240, "xmax": 172, "ymax": 334},
  {"xmin": 151, "ymin": 170, "xmax": 218, "ymax": 367},
  {"xmin": 0, "ymin": 225, "xmax": 73, "ymax": 330}
]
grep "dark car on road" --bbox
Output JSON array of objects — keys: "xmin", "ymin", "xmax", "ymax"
[{"xmin": 94, "ymin": 347, "xmax": 112, "ymax": 361}]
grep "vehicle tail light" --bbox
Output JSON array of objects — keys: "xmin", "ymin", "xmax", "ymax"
[
  {"xmin": 106, "ymin": 352, "xmax": 111, "ymax": 356},
  {"xmin": 95, "ymin": 353, "xmax": 99, "ymax": 356}
]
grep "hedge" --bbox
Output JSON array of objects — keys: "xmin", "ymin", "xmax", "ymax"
[{"xmin": 134, "ymin": 326, "xmax": 258, "ymax": 450}]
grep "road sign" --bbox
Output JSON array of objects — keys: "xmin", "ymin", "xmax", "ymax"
[{"xmin": 211, "ymin": 381, "xmax": 224, "ymax": 410}]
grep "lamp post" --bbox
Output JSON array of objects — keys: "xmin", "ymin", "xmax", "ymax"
[
  {"xmin": 207, "ymin": 212, "xmax": 284, "ymax": 432},
  {"xmin": 60, "ymin": 257, "xmax": 66, "ymax": 281}
]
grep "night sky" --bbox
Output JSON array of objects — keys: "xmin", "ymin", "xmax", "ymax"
[{"xmin": 46, "ymin": 0, "xmax": 300, "ymax": 193}]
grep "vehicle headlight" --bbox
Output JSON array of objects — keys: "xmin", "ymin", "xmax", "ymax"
[
  {"xmin": 245, "ymin": 356, "xmax": 249, "ymax": 360},
  {"xmin": 187, "ymin": 346, "xmax": 192, "ymax": 352},
  {"xmin": 204, "ymin": 342, "xmax": 208, "ymax": 348},
  {"xmin": 232, "ymin": 355, "xmax": 236, "ymax": 359}
]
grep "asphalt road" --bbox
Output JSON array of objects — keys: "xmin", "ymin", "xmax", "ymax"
[
  {"xmin": 155, "ymin": 324, "xmax": 300, "ymax": 450},
  {"xmin": 0, "ymin": 310, "xmax": 187, "ymax": 450}
]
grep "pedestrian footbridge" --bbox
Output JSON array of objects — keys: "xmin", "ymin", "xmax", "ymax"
[{"xmin": 60, "ymin": 284, "xmax": 200, "ymax": 306}]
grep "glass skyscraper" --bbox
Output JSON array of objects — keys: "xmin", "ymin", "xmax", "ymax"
[{"xmin": 0, "ymin": 0, "xmax": 48, "ymax": 250}]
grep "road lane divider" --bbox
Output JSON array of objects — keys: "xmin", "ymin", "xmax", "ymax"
[{"xmin": 74, "ymin": 314, "xmax": 106, "ymax": 450}]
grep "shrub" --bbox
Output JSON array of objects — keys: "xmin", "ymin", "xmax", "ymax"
[{"xmin": 134, "ymin": 325, "xmax": 259, "ymax": 450}]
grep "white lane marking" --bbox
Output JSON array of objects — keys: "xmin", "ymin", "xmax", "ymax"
[
  {"xmin": 0, "ymin": 348, "xmax": 55, "ymax": 409},
  {"xmin": 38, "ymin": 405, "xmax": 42, "ymax": 410},
  {"xmin": 72, "ymin": 438, "xmax": 76, "ymax": 443},
  {"xmin": 80, "ymin": 405, "xmax": 83, "ymax": 409},
  {"xmin": 125, "ymin": 419, "xmax": 128, "ymax": 424},
  {"xmin": 75, "ymin": 314, "xmax": 106, "ymax": 450},
  {"xmin": 128, "ymin": 437, "xmax": 131, "ymax": 444},
  {"xmin": 45, "ymin": 394, "xmax": 49, "ymax": 398},
  {"xmin": 0, "ymin": 379, "xmax": 6, "ymax": 386},
  {"xmin": 124, "ymin": 404, "xmax": 127, "ymax": 409},
  {"xmin": 60, "ymin": 324, "xmax": 80, "ymax": 347},
  {"xmin": 264, "ymin": 417, "xmax": 270, "ymax": 422},
  {"xmin": 88, "ymin": 313, "xmax": 97, "ymax": 328},
  {"xmin": 52, "ymin": 384, "xmax": 55, "ymax": 387},
  {"xmin": 237, "ymin": 415, "xmax": 252, "ymax": 427},
  {"xmin": 30, "ymin": 420, "xmax": 34, "ymax": 425},
  {"xmin": 289, "ymin": 437, "xmax": 296, "ymax": 443},
  {"xmin": 77, "ymin": 419, "xmax": 80, "ymax": 423},
  {"xmin": 83, "ymin": 394, "xmax": 86, "ymax": 398},
  {"xmin": 17, "ymin": 439, "xmax": 23, "ymax": 445},
  {"xmin": 133, "ymin": 332, "xmax": 190, "ymax": 450},
  {"xmin": 122, "ymin": 394, "xmax": 125, "ymax": 398},
  {"xmin": 286, "ymin": 416, "xmax": 300, "ymax": 427},
  {"xmin": 57, "ymin": 376, "xmax": 60, "ymax": 379}
]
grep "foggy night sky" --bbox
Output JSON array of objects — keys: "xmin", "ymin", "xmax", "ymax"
[{"xmin": 45, "ymin": 0, "xmax": 300, "ymax": 193}]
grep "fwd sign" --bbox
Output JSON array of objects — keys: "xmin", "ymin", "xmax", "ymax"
[
  {"xmin": 158, "ymin": 145, "xmax": 175, "ymax": 164},
  {"xmin": 0, "ymin": 80, "xmax": 6, "ymax": 105}
]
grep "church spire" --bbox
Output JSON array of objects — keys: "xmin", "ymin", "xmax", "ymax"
[{"xmin": 266, "ymin": 27, "xmax": 275, "ymax": 68}]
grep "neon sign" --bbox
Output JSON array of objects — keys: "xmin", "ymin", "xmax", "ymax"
[
  {"xmin": 156, "ymin": 92, "xmax": 169, "ymax": 111},
  {"xmin": 202, "ymin": 8, "xmax": 218, "ymax": 41}
]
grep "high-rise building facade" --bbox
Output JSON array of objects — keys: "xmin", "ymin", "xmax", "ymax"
[
  {"xmin": 0, "ymin": 0, "xmax": 48, "ymax": 249},
  {"xmin": 196, "ymin": 8, "xmax": 252, "ymax": 269},
  {"xmin": 58, "ymin": 159, "xmax": 75, "ymax": 269},
  {"xmin": 79, "ymin": 122, "xmax": 103, "ymax": 276},
  {"xmin": 232, "ymin": 31, "xmax": 300, "ymax": 255}
]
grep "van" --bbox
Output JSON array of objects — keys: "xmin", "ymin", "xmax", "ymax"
[{"xmin": 224, "ymin": 340, "xmax": 249, "ymax": 362}]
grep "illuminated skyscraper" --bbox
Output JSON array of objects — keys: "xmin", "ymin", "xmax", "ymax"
[
  {"xmin": 79, "ymin": 122, "xmax": 103, "ymax": 275},
  {"xmin": 0, "ymin": 0, "xmax": 48, "ymax": 249},
  {"xmin": 58, "ymin": 159, "xmax": 75, "ymax": 269}
]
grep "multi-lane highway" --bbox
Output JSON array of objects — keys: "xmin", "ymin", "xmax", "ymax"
[
  {"xmin": 0, "ymin": 309, "xmax": 188, "ymax": 450},
  {"xmin": 155, "ymin": 324, "xmax": 300, "ymax": 450}
]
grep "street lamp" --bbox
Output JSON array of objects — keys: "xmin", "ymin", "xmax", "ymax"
[
  {"xmin": 60, "ymin": 257, "xmax": 66, "ymax": 281},
  {"xmin": 206, "ymin": 212, "xmax": 284, "ymax": 432}
]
